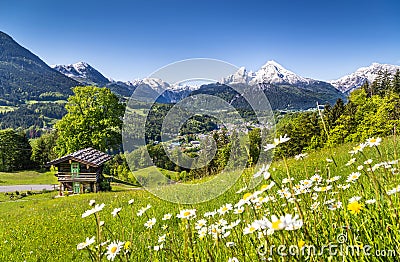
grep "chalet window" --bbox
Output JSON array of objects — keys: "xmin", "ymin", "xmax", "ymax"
[{"xmin": 71, "ymin": 162, "xmax": 80, "ymax": 177}]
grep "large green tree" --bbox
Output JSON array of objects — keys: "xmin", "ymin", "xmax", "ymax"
[
  {"xmin": 31, "ymin": 131, "xmax": 58, "ymax": 169},
  {"xmin": 55, "ymin": 86, "xmax": 125, "ymax": 156},
  {"xmin": 0, "ymin": 129, "xmax": 33, "ymax": 171}
]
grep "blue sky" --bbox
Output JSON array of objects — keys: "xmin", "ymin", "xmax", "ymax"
[{"xmin": 1, "ymin": 0, "xmax": 399, "ymax": 81}]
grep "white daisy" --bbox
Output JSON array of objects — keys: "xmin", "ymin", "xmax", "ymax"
[
  {"xmin": 111, "ymin": 208, "xmax": 122, "ymax": 217},
  {"xmin": 144, "ymin": 218, "xmax": 156, "ymax": 229},
  {"xmin": 106, "ymin": 241, "xmax": 124, "ymax": 261},
  {"xmin": 77, "ymin": 236, "xmax": 95, "ymax": 250}
]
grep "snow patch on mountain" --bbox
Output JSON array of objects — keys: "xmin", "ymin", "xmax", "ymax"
[{"xmin": 330, "ymin": 63, "xmax": 400, "ymax": 93}]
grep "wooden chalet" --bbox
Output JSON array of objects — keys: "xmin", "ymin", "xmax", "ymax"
[{"xmin": 46, "ymin": 148, "xmax": 112, "ymax": 195}]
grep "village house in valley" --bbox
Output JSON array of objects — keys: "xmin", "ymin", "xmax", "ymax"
[{"xmin": 46, "ymin": 148, "xmax": 112, "ymax": 195}]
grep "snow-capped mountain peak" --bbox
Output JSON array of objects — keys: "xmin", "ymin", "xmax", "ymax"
[
  {"xmin": 51, "ymin": 61, "xmax": 110, "ymax": 85},
  {"xmin": 128, "ymin": 78, "xmax": 171, "ymax": 93},
  {"xmin": 330, "ymin": 62, "xmax": 400, "ymax": 93},
  {"xmin": 222, "ymin": 60, "xmax": 311, "ymax": 86},
  {"xmin": 251, "ymin": 60, "xmax": 310, "ymax": 85},
  {"xmin": 52, "ymin": 62, "xmax": 91, "ymax": 78},
  {"xmin": 222, "ymin": 66, "xmax": 253, "ymax": 85}
]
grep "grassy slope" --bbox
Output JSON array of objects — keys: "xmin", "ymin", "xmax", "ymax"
[
  {"xmin": 0, "ymin": 137, "xmax": 399, "ymax": 261},
  {"xmin": 0, "ymin": 170, "xmax": 58, "ymax": 185}
]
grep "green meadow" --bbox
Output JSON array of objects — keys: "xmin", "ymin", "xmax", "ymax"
[
  {"xmin": 0, "ymin": 170, "xmax": 57, "ymax": 185},
  {"xmin": 0, "ymin": 137, "xmax": 399, "ymax": 261}
]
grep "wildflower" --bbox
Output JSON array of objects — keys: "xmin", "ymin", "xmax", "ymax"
[
  {"xmin": 253, "ymin": 164, "xmax": 271, "ymax": 180},
  {"xmin": 347, "ymin": 201, "xmax": 363, "ymax": 215},
  {"xmin": 233, "ymin": 207, "xmax": 244, "ymax": 214},
  {"xmin": 177, "ymin": 209, "xmax": 196, "ymax": 220},
  {"xmin": 310, "ymin": 174, "xmax": 322, "ymax": 183},
  {"xmin": 82, "ymin": 209, "xmax": 96, "ymax": 218},
  {"xmin": 137, "ymin": 204, "xmax": 151, "ymax": 217},
  {"xmin": 158, "ymin": 234, "xmax": 166, "ymax": 243},
  {"xmin": 387, "ymin": 185, "xmax": 400, "ymax": 195},
  {"xmin": 162, "ymin": 213, "xmax": 172, "ymax": 220},
  {"xmin": 264, "ymin": 143, "xmax": 276, "ymax": 151},
  {"xmin": 242, "ymin": 192, "xmax": 253, "ymax": 201},
  {"xmin": 106, "ymin": 241, "xmax": 124, "ymax": 261},
  {"xmin": 204, "ymin": 211, "xmax": 217, "ymax": 217},
  {"xmin": 243, "ymin": 222, "xmax": 260, "ymax": 235},
  {"xmin": 162, "ymin": 225, "xmax": 168, "ymax": 230},
  {"xmin": 311, "ymin": 193, "xmax": 319, "ymax": 200},
  {"xmin": 365, "ymin": 199, "xmax": 376, "ymax": 204},
  {"xmin": 357, "ymin": 165, "xmax": 363, "ymax": 171},
  {"xmin": 154, "ymin": 243, "xmax": 164, "ymax": 251},
  {"xmin": 222, "ymin": 231, "xmax": 231, "ymax": 238},
  {"xmin": 364, "ymin": 159, "xmax": 373, "ymax": 165},
  {"xmin": 349, "ymin": 143, "xmax": 366, "ymax": 155},
  {"xmin": 236, "ymin": 187, "xmax": 247, "ymax": 194},
  {"xmin": 298, "ymin": 240, "xmax": 306, "ymax": 248},
  {"xmin": 327, "ymin": 201, "xmax": 342, "ymax": 211},
  {"xmin": 111, "ymin": 208, "xmax": 122, "ymax": 217},
  {"xmin": 282, "ymin": 177, "xmax": 294, "ymax": 184},
  {"xmin": 195, "ymin": 219, "xmax": 207, "ymax": 230},
  {"xmin": 260, "ymin": 181, "xmax": 275, "ymax": 192},
  {"xmin": 264, "ymin": 134, "xmax": 290, "ymax": 151},
  {"xmin": 218, "ymin": 203, "xmax": 233, "ymax": 215},
  {"xmin": 82, "ymin": 203, "xmax": 105, "ymax": 218},
  {"xmin": 326, "ymin": 158, "xmax": 333, "ymax": 163},
  {"xmin": 228, "ymin": 257, "xmax": 239, "ymax": 262},
  {"xmin": 295, "ymin": 153, "xmax": 308, "ymax": 160},
  {"xmin": 366, "ymin": 137, "xmax": 382, "ymax": 147},
  {"xmin": 310, "ymin": 201, "xmax": 320, "ymax": 210},
  {"xmin": 216, "ymin": 219, "xmax": 228, "ymax": 227},
  {"xmin": 89, "ymin": 200, "xmax": 96, "ymax": 206},
  {"xmin": 265, "ymin": 215, "xmax": 286, "ymax": 231},
  {"xmin": 337, "ymin": 184, "xmax": 351, "ymax": 190},
  {"xmin": 324, "ymin": 199, "xmax": 335, "ymax": 205},
  {"xmin": 277, "ymin": 134, "xmax": 291, "ymax": 144},
  {"xmin": 77, "ymin": 236, "xmax": 95, "ymax": 250},
  {"xmin": 128, "ymin": 199, "xmax": 134, "ymax": 205},
  {"xmin": 226, "ymin": 242, "xmax": 235, "ymax": 248},
  {"xmin": 230, "ymin": 219, "xmax": 241, "ymax": 228},
  {"xmin": 314, "ymin": 185, "xmax": 332, "ymax": 192},
  {"xmin": 300, "ymin": 179, "xmax": 313, "ymax": 188},
  {"xmin": 326, "ymin": 176, "xmax": 341, "ymax": 183},
  {"xmin": 345, "ymin": 158, "xmax": 356, "ymax": 166},
  {"xmin": 284, "ymin": 214, "xmax": 303, "ymax": 230},
  {"xmin": 236, "ymin": 193, "xmax": 253, "ymax": 207},
  {"xmin": 349, "ymin": 196, "xmax": 362, "ymax": 203},
  {"xmin": 346, "ymin": 172, "xmax": 361, "ymax": 183},
  {"xmin": 198, "ymin": 227, "xmax": 207, "ymax": 239},
  {"xmin": 144, "ymin": 218, "xmax": 156, "ymax": 229},
  {"xmin": 124, "ymin": 241, "xmax": 131, "ymax": 250},
  {"xmin": 277, "ymin": 187, "xmax": 291, "ymax": 198}
]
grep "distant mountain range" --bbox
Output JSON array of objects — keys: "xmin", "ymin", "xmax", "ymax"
[
  {"xmin": 0, "ymin": 31, "xmax": 78, "ymax": 104},
  {"xmin": 1, "ymin": 31, "xmax": 399, "ymax": 110},
  {"xmin": 329, "ymin": 63, "xmax": 400, "ymax": 92}
]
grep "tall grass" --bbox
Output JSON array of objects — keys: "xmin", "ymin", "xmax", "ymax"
[{"xmin": 0, "ymin": 137, "xmax": 399, "ymax": 261}]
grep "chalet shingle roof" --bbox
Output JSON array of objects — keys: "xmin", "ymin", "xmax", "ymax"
[{"xmin": 46, "ymin": 147, "xmax": 112, "ymax": 167}]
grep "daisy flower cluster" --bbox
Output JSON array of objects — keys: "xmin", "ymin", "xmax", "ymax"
[{"xmin": 75, "ymin": 136, "xmax": 400, "ymax": 261}]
